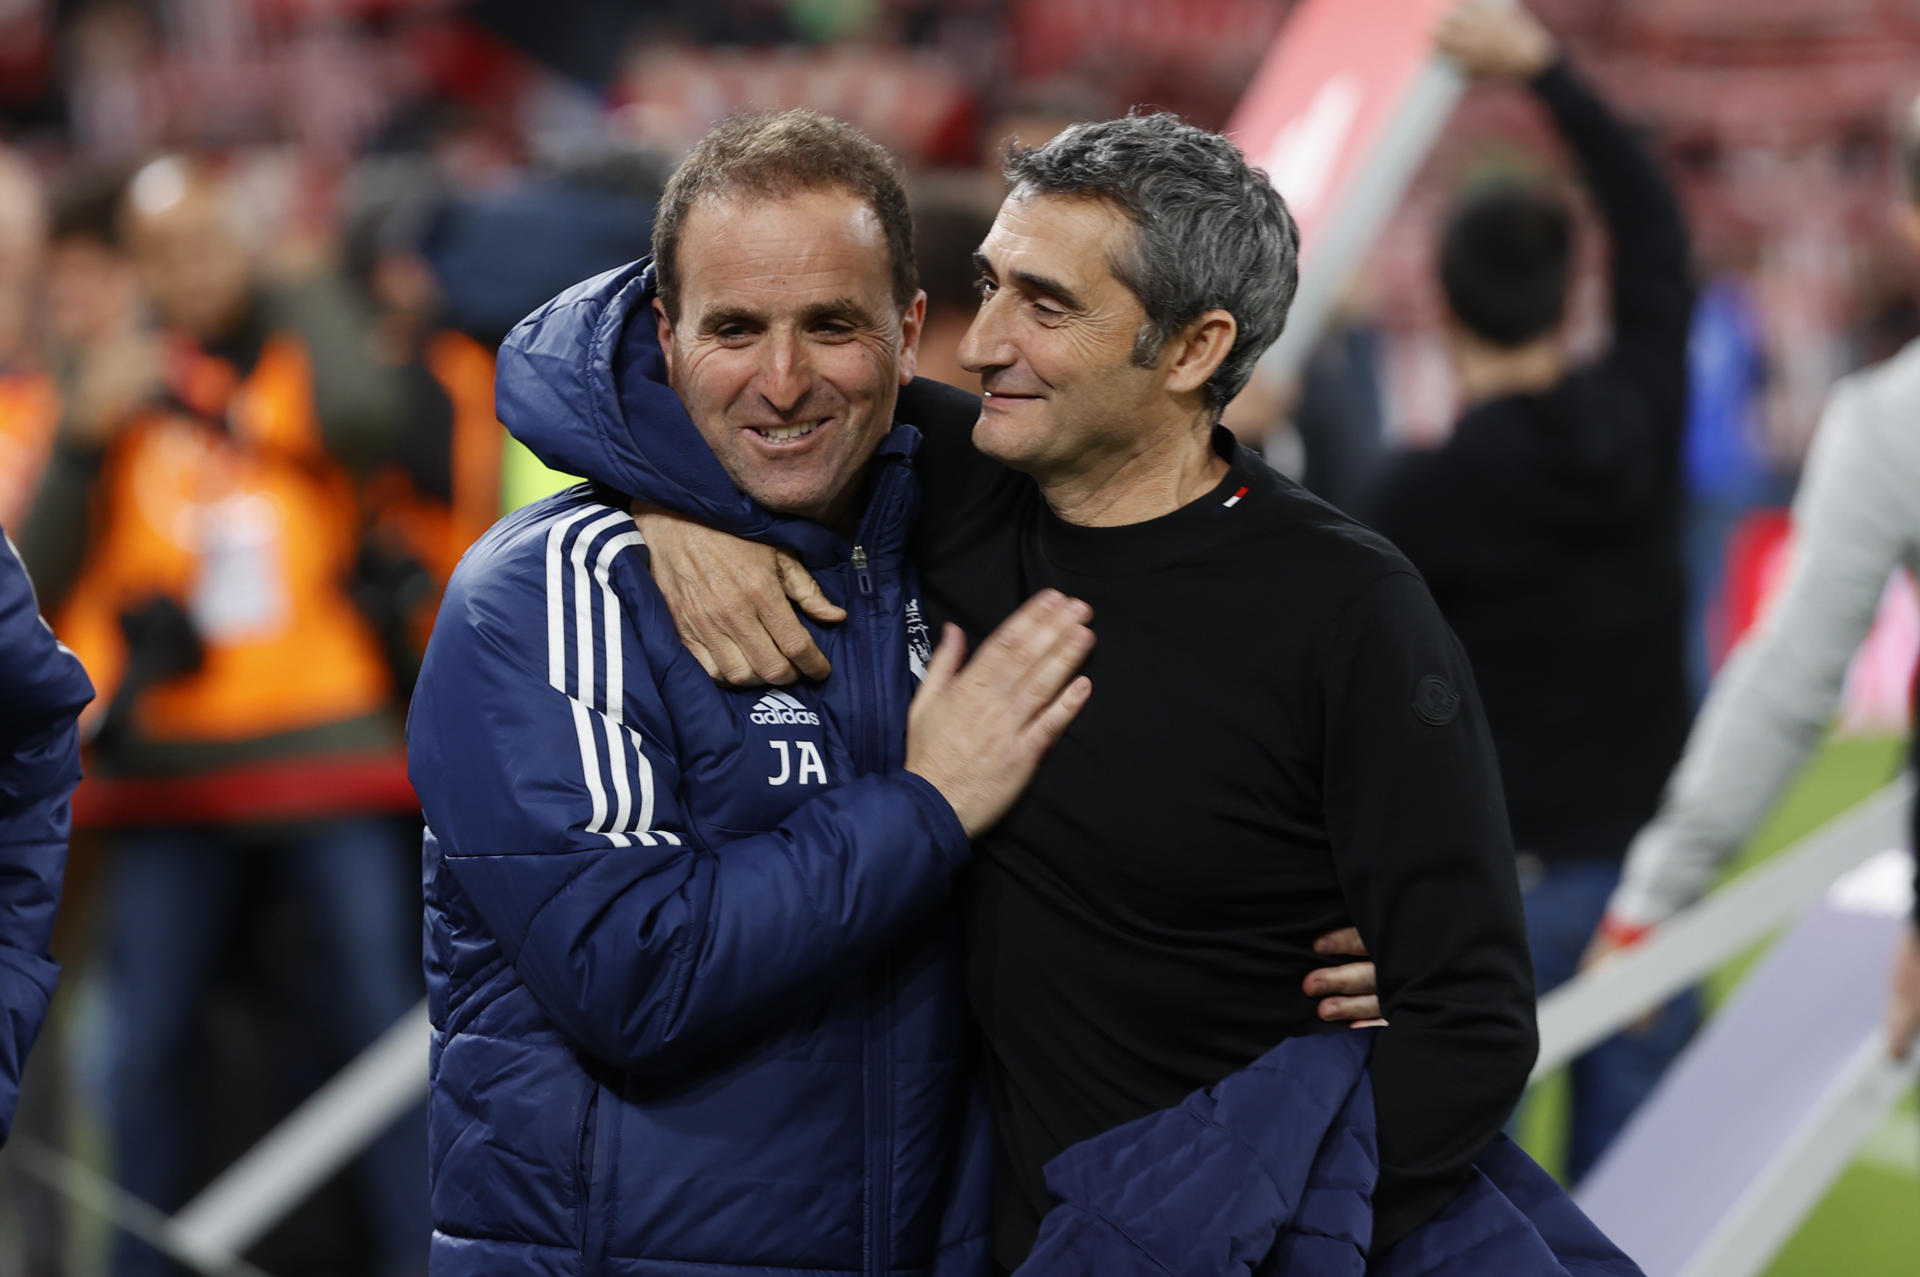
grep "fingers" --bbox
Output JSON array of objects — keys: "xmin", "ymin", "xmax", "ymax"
[
  {"xmin": 742, "ymin": 640, "xmax": 803, "ymax": 686},
  {"xmin": 1312, "ymin": 926, "xmax": 1369, "ymax": 958},
  {"xmin": 919, "ymin": 623, "xmax": 967, "ymax": 695},
  {"xmin": 1303, "ymin": 960, "xmax": 1376, "ymax": 999},
  {"xmin": 706, "ymin": 635, "xmax": 766, "ymax": 688},
  {"xmin": 698, "ymin": 574, "xmax": 813, "ymax": 686},
  {"xmin": 777, "ymin": 553, "xmax": 847, "ymax": 625},
  {"xmin": 631, "ymin": 501, "xmax": 829, "ymax": 687},
  {"xmin": 977, "ymin": 590, "xmax": 1088, "ymax": 669},
  {"xmin": 1005, "ymin": 615, "xmax": 1095, "ymax": 719},
  {"xmin": 1318, "ymin": 996, "xmax": 1383, "ymax": 1023},
  {"xmin": 759, "ymin": 592, "xmax": 832, "ymax": 682},
  {"xmin": 684, "ymin": 638, "xmax": 722, "ymax": 682},
  {"xmin": 1020, "ymin": 675, "xmax": 1092, "ymax": 753},
  {"xmin": 968, "ymin": 590, "xmax": 1095, "ymax": 710},
  {"xmin": 1306, "ymin": 948, "xmax": 1380, "ymax": 1024}
]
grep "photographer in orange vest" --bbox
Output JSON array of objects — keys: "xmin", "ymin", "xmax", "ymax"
[{"xmin": 16, "ymin": 154, "xmax": 429, "ymax": 1277}]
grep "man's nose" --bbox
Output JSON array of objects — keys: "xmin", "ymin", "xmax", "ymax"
[
  {"xmin": 756, "ymin": 331, "xmax": 811, "ymax": 414},
  {"xmin": 957, "ymin": 292, "xmax": 1007, "ymax": 375}
]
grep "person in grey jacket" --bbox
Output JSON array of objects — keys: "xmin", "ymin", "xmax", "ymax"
[{"xmin": 1589, "ymin": 94, "xmax": 1920, "ymax": 1060}]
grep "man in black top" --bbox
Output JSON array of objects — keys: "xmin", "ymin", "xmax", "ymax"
[
  {"xmin": 1363, "ymin": 2, "xmax": 1697, "ymax": 1185},
  {"xmin": 638, "ymin": 96, "xmax": 1538, "ymax": 1270}
]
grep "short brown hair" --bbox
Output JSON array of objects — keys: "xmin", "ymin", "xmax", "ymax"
[{"xmin": 652, "ymin": 109, "xmax": 917, "ymax": 320}]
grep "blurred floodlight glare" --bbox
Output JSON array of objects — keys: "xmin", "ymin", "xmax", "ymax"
[{"xmin": 127, "ymin": 155, "xmax": 190, "ymax": 219}]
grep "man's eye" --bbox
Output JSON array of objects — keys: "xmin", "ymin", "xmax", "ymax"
[
  {"xmin": 973, "ymin": 276, "xmax": 997, "ymax": 298},
  {"xmin": 1032, "ymin": 300, "xmax": 1067, "ymax": 320},
  {"xmin": 814, "ymin": 322, "xmax": 854, "ymax": 339},
  {"xmin": 714, "ymin": 326, "xmax": 753, "ymax": 343}
]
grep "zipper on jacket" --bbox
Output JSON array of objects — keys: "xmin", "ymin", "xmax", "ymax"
[
  {"xmin": 851, "ymin": 544, "xmax": 875, "ymax": 596},
  {"xmin": 852, "ymin": 539, "xmax": 891, "ymax": 1276}
]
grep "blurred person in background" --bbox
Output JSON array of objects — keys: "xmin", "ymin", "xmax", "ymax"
[
  {"xmin": 3, "ymin": 163, "xmax": 142, "ymax": 1277},
  {"xmin": 1223, "ymin": 316, "xmax": 1389, "ymax": 517},
  {"xmin": 1362, "ymin": 0, "xmax": 1696, "ymax": 1185},
  {"xmin": 339, "ymin": 158, "xmax": 504, "ymax": 692},
  {"xmin": 910, "ymin": 185, "xmax": 998, "ymax": 390},
  {"xmin": 15, "ymin": 153, "xmax": 429, "ymax": 1277},
  {"xmin": 28, "ymin": 164, "xmax": 145, "ymax": 541},
  {"xmin": 1589, "ymin": 94, "xmax": 1920, "ymax": 1066},
  {"xmin": 408, "ymin": 138, "xmax": 663, "ymax": 512},
  {"xmin": 1289, "ymin": 320, "xmax": 1389, "ymax": 515},
  {"xmin": 1678, "ymin": 267, "xmax": 1775, "ymax": 703},
  {"xmin": 0, "ymin": 149, "xmax": 57, "ymax": 529}
]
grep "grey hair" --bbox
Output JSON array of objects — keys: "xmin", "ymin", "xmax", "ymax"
[{"xmin": 1002, "ymin": 111, "xmax": 1300, "ymax": 413}]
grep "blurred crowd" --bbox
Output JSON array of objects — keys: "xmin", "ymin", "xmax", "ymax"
[{"xmin": 1, "ymin": 0, "xmax": 1919, "ymax": 1274}]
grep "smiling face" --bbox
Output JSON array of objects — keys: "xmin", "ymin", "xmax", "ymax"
[
  {"xmin": 656, "ymin": 187, "xmax": 923, "ymax": 529},
  {"xmin": 959, "ymin": 192, "xmax": 1175, "ymax": 480}
]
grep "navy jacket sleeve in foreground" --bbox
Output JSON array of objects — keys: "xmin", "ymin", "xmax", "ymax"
[
  {"xmin": 1015, "ymin": 1032, "xmax": 1639, "ymax": 1276},
  {"xmin": 408, "ymin": 528, "xmax": 970, "ymax": 1076},
  {"xmin": 0, "ymin": 529, "xmax": 95, "ymax": 1144}
]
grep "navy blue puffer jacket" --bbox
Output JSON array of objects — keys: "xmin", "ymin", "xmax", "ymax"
[
  {"xmin": 408, "ymin": 262, "xmax": 991, "ymax": 1276},
  {"xmin": 0, "ymin": 529, "xmax": 94, "ymax": 1145},
  {"xmin": 1018, "ymin": 1030, "xmax": 1642, "ymax": 1277}
]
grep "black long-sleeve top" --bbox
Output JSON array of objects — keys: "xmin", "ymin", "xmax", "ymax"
[
  {"xmin": 1364, "ymin": 58, "xmax": 1695, "ymax": 867},
  {"xmin": 899, "ymin": 380, "xmax": 1538, "ymax": 1267}
]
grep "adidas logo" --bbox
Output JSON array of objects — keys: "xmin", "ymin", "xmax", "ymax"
[{"xmin": 749, "ymin": 691, "xmax": 821, "ymax": 726}]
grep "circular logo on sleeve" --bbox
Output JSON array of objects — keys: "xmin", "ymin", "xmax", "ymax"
[{"xmin": 1413, "ymin": 675, "xmax": 1461, "ymax": 726}]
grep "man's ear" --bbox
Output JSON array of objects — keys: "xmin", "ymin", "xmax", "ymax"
[
  {"xmin": 897, "ymin": 290, "xmax": 927, "ymax": 386},
  {"xmin": 654, "ymin": 296, "xmax": 674, "ymax": 355},
  {"xmin": 1162, "ymin": 309, "xmax": 1237, "ymax": 400}
]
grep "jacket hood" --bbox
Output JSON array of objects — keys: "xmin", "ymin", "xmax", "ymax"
[{"xmin": 496, "ymin": 257, "xmax": 902, "ymax": 564}]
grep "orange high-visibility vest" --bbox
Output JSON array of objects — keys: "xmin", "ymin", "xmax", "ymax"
[
  {"xmin": 358, "ymin": 330, "xmax": 504, "ymax": 655},
  {"xmin": 57, "ymin": 334, "xmax": 393, "ymax": 743},
  {"xmin": 367, "ymin": 331, "xmax": 502, "ymax": 582},
  {"xmin": 0, "ymin": 370, "xmax": 59, "ymax": 529}
]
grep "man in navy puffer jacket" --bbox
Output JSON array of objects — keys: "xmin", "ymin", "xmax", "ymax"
[
  {"xmin": 0, "ymin": 527, "xmax": 94, "ymax": 1145},
  {"xmin": 407, "ymin": 112, "xmax": 1095, "ymax": 1276}
]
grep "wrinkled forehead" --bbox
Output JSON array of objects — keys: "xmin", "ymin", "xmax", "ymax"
[
  {"xmin": 675, "ymin": 189, "xmax": 897, "ymax": 320},
  {"xmin": 980, "ymin": 190, "xmax": 1138, "ymax": 294}
]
